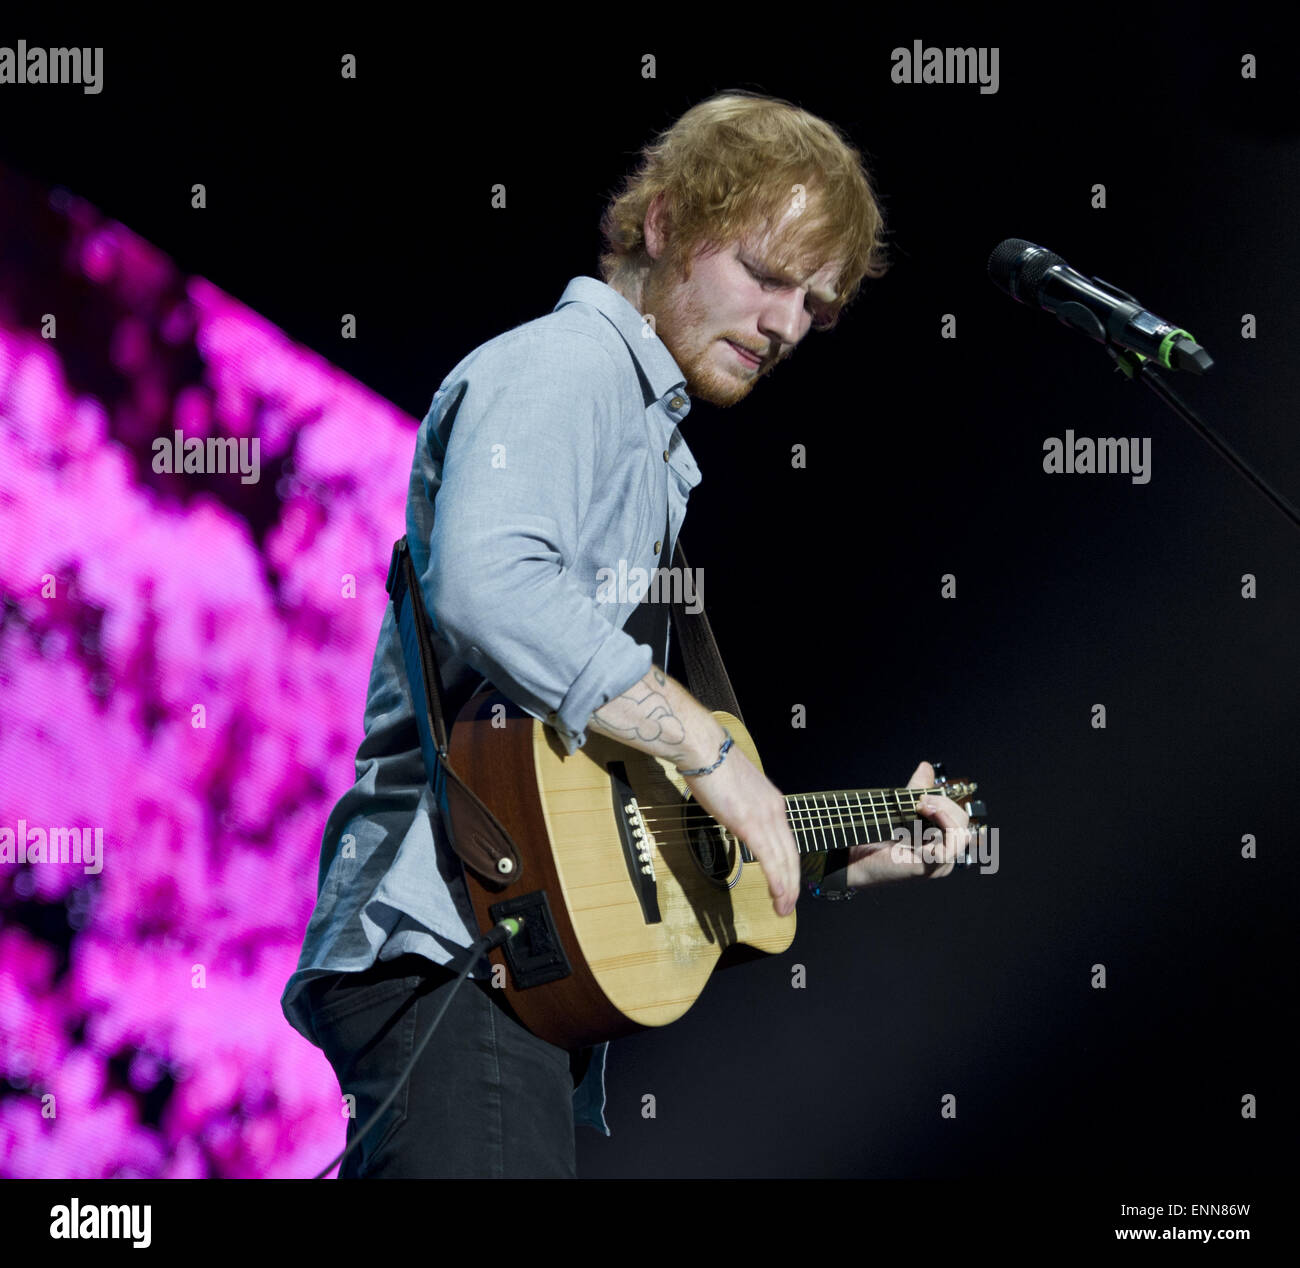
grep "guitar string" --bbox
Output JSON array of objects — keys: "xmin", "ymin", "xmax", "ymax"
[
  {"xmin": 637, "ymin": 795, "xmax": 931, "ymax": 814},
  {"xmin": 634, "ymin": 792, "xmax": 975, "ymax": 848},
  {"xmin": 634, "ymin": 790, "xmax": 941, "ymax": 816},
  {"xmin": 632, "ymin": 787, "xmax": 954, "ymax": 818},
  {"xmin": 634, "ymin": 801, "xmax": 941, "ymax": 821},
  {"xmin": 636, "ymin": 804, "xmax": 958, "ymax": 832},
  {"xmin": 599, "ymin": 780, "xmax": 973, "ymax": 844},
  {"xmin": 625, "ymin": 819, "xmax": 969, "ymax": 853},
  {"xmin": 611, "ymin": 822, "xmax": 941, "ymax": 853},
  {"xmin": 634, "ymin": 812, "xmax": 937, "ymax": 832},
  {"xmin": 627, "ymin": 823, "xmax": 909, "ymax": 841},
  {"xmin": 636, "ymin": 809, "xmax": 957, "ymax": 832},
  {"xmin": 635, "ymin": 794, "xmax": 939, "ymax": 821}
]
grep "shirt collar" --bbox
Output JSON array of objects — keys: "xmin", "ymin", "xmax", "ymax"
[{"xmin": 553, "ymin": 276, "xmax": 690, "ymax": 410}]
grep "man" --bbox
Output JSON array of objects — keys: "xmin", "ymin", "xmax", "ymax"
[{"xmin": 280, "ymin": 89, "xmax": 972, "ymax": 1179}]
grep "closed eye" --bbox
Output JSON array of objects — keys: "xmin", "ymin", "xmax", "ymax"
[
  {"xmin": 746, "ymin": 261, "xmax": 823, "ymax": 318},
  {"xmin": 746, "ymin": 263, "xmax": 783, "ymax": 289}
]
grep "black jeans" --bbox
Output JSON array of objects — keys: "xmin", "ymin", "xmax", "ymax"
[{"xmin": 304, "ymin": 953, "xmax": 579, "ymax": 1178}]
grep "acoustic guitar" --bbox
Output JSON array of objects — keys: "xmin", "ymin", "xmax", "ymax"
[{"xmin": 448, "ymin": 688, "xmax": 983, "ymax": 1050}]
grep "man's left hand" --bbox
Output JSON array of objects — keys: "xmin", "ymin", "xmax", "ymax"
[{"xmin": 844, "ymin": 760, "xmax": 970, "ymax": 887}]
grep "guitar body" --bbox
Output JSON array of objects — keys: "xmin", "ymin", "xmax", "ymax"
[{"xmin": 448, "ymin": 689, "xmax": 795, "ymax": 1050}]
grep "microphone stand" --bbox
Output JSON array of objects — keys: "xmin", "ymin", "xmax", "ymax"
[
  {"xmin": 1026, "ymin": 261, "xmax": 1298, "ymax": 534},
  {"xmin": 1106, "ymin": 343, "xmax": 1300, "ymax": 534}
]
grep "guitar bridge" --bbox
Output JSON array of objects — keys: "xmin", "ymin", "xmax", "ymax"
[{"xmin": 606, "ymin": 760, "xmax": 661, "ymax": 925}]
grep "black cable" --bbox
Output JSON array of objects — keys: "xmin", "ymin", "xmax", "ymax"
[{"xmin": 311, "ymin": 917, "xmax": 523, "ymax": 1179}]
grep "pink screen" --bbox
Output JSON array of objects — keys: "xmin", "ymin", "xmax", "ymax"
[{"xmin": 0, "ymin": 161, "xmax": 415, "ymax": 1177}]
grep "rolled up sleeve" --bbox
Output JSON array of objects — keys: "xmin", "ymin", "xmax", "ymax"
[{"xmin": 422, "ymin": 326, "xmax": 651, "ymax": 755}]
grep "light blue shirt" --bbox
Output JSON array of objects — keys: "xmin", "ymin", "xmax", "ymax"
[{"xmin": 280, "ymin": 276, "xmax": 702, "ymax": 1137}]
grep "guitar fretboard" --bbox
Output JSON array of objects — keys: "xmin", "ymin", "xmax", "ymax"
[
  {"xmin": 722, "ymin": 786, "xmax": 970, "ymax": 864},
  {"xmin": 781, "ymin": 788, "xmax": 923, "ymax": 856},
  {"xmin": 674, "ymin": 781, "xmax": 975, "ymax": 863}
]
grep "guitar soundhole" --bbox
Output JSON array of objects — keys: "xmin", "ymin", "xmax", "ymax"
[{"xmin": 687, "ymin": 819, "xmax": 735, "ymax": 884}]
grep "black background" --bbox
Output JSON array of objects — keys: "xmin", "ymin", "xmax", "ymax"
[{"xmin": 3, "ymin": 9, "xmax": 1295, "ymax": 1186}]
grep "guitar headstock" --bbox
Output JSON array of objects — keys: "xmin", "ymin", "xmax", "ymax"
[{"xmin": 931, "ymin": 762, "xmax": 986, "ymax": 869}]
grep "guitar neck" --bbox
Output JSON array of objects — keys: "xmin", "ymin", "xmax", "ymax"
[{"xmin": 765, "ymin": 787, "xmax": 930, "ymax": 859}]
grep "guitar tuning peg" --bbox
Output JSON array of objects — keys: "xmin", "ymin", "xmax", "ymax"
[{"xmin": 931, "ymin": 760, "xmax": 947, "ymax": 785}]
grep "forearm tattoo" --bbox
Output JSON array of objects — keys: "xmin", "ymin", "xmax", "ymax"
[{"xmin": 589, "ymin": 667, "xmax": 686, "ymax": 747}]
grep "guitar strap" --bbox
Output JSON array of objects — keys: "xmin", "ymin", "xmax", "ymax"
[
  {"xmin": 385, "ymin": 525, "xmax": 744, "ymax": 891},
  {"xmin": 619, "ymin": 508, "xmax": 672, "ymax": 683},
  {"xmin": 667, "ymin": 534, "xmax": 746, "ymax": 726},
  {"xmin": 623, "ymin": 503, "xmax": 745, "ymax": 724},
  {"xmin": 387, "ymin": 537, "xmax": 522, "ymax": 889}
]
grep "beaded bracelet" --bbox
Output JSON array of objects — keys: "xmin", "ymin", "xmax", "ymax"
[{"xmin": 676, "ymin": 729, "xmax": 733, "ymax": 776}]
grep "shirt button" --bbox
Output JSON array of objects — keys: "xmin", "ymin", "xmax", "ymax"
[
  {"xmin": 662, "ymin": 449, "xmax": 669, "ymax": 462},
  {"xmin": 669, "ymin": 396, "xmax": 684, "ymax": 410},
  {"xmin": 654, "ymin": 540, "xmax": 662, "ymax": 553}
]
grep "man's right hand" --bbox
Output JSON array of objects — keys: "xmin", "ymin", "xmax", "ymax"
[
  {"xmin": 587, "ymin": 663, "xmax": 801, "ymax": 917},
  {"xmin": 681, "ymin": 744, "xmax": 801, "ymax": 917}
]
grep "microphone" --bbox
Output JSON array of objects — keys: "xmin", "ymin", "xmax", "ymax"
[{"xmin": 988, "ymin": 239, "xmax": 1213, "ymax": 374}]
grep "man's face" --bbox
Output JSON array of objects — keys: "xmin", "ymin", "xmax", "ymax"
[{"xmin": 641, "ymin": 218, "xmax": 842, "ymax": 408}]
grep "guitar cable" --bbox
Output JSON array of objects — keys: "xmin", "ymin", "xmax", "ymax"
[{"xmin": 311, "ymin": 916, "xmax": 524, "ymax": 1179}]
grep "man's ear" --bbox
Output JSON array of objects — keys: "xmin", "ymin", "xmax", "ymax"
[{"xmin": 644, "ymin": 191, "xmax": 669, "ymax": 261}]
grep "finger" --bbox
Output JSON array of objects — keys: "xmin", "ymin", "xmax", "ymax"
[
  {"xmin": 901, "ymin": 846, "xmax": 929, "ymax": 878},
  {"xmin": 914, "ymin": 796, "xmax": 965, "ymax": 871},
  {"xmin": 773, "ymin": 810, "xmax": 798, "ymax": 891},
  {"xmin": 917, "ymin": 794, "xmax": 969, "ymax": 835},
  {"xmin": 906, "ymin": 761, "xmax": 934, "ymax": 790},
  {"xmin": 784, "ymin": 827, "xmax": 800, "ymax": 911},
  {"xmin": 756, "ymin": 831, "xmax": 798, "ymax": 914},
  {"xmin": 926, "ymin": 814, "xmax": 972, "ymax": 878}
]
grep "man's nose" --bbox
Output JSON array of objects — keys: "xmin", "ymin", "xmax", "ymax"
[{"xmin": 758, "ymin": 293, "xmax": 807, "ymax": 352}]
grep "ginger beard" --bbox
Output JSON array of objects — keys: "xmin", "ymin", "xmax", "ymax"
[{"xmin": 641, "ymin": 247, "xmax": 784, "ymax": 409}]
